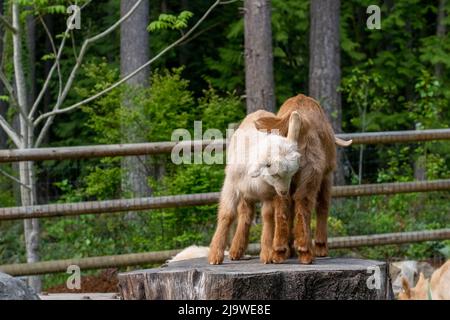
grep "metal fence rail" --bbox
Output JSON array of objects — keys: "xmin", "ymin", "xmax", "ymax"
[
  {"xmin": 0, "ymin": 128, "xmax": 449, "ymax": 162},
  {"xmin": 0, "ymin": 129, "xmax": 449, "ymax": 277},
  {"xmin": 1, "ymin": 229, "xmax": 448, "ymax": 276},
  {"xmin": 0, "ymin": 179, "xmax": 449, "ymax": 221}
]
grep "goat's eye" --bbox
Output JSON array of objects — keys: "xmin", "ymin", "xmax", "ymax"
[{"xmin": 266, "ymin": 164, "xmax": 271, "ymax": 168}]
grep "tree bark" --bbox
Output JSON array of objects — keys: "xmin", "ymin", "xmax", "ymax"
[
  {"xmin": 25, "ymin": 11, "xmax": 36, "ymax": 107},
  {"xmin": 309, "ymin": 0, "xmax": 345, "ymax": 185},
  {"xmin": 244, "ymin": 0, "xmax": 276, "ymax": 113},
  {"xmin": 12, "ymin": 3, "xmax": 41, "ymax": 292},
  {"xmin": 435, "ymin": 0, "xmax": 447, "ymax": 78},
  {"xmin": 118, "ymin": 257, "xmax": 393, "ymax": 300},
  {"xmin": 120, "ymin": 0, "xmax": 151, "ymax": 198},
  {"xmin": 0, "ymin": 0, "xmax": 7, "ymax": 149},
  {"xmin": 37, "ymin": 14, "xmax": 54, "ymax": 204}
]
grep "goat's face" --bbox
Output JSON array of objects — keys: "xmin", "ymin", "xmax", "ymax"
[{"xmin": 249, "ymin": 138, "xmax": 300, "ymax": 197}]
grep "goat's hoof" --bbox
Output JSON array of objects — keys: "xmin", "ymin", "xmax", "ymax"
[
  {"xmin": 314, "ymin": 242, "xmax": 328, "ymax": 257},
  {"xmin": 229, "ymin": 247, "xmax": 245, "ymax": 261},
  {"xmin": 208, "ymin": 250, "xmax": 224, "ymax": 265},
  {"xmin": 260, "ymin": 249, "xmax": 273, "ymax": 264},
  {"xmin": 297, "ymin": 249, "xmax": 314, "ymax": 264},
  {"xmin": 271, "ymin": 246, "xmax": 290, "ymax": 264}
]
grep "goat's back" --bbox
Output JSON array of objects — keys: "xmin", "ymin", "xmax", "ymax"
[
  {"xmin": 227, "ymin": 110, "xmax": 277, "ymax": 167},
  {"xmin": 238, "ymin": 110, "xmax": 276, "ymax": 130},
  {"xmin": 431, "ymin": 260, "xmax": 450, "ymax": 299}
]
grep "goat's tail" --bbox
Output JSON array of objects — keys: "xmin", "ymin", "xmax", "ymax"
[{"xmin": 335, "ymin": 137, "xmax": 353, "ymax": 147}]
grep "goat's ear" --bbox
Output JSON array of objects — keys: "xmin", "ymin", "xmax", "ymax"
[
  {"xmin": 415, "ymin": 272, "xmax": 428, "ymax": 289},
  {"xmin": 287, "ymin": 112, "xmax": 301, "ymax": 143},
  {"xmin": 401, "ymin": 277, "xmax": 411, "ymax": 298},
  {"xmin": 249, "ymin": 165, "xmax": 262, "ymax": 178},
  {"xmin": 255, "ymin": 115, "xmax": 289, "ymax": 136},
  {"xmin": 287, "ymin": 151, "xmax": 301, "ymax": 162}
]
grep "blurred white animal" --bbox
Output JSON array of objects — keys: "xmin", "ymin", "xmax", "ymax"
[{"xmin": 167, "ymin": 245, "xmax": 228, "ymax": 263}]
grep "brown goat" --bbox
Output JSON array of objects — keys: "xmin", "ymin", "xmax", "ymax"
[{"xmin": 254, "ymin": 94, "xmax": 351, "ymax": 264}]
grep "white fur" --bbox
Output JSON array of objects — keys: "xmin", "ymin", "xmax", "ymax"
[
  {"xmin": 168, "ymin": 245, "xmax": 228, "ymax": 263},
  {"xmin": 223, "ymin": 123, "xmax": 301, "ymax": 208}
]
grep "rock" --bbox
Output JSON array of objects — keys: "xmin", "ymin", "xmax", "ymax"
[
  {"xmin": 0, "ymin": 272, "xmax": 40, "ymax": 300},
  {"xmin": 118, "ymin": 257, "xmax": 393, "ymax": 300}
]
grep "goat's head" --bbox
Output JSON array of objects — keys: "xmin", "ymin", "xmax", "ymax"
[{"xmin": 249, "ymin": 112, "xmax": 301, "ymax": 196}]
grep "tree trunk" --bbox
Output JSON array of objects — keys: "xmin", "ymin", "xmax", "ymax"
[
  {"xmin": 0, "ymin": 0, "xmax": 7, "ymax": 149},
  {"xmin": 120, "ymin": 0, "xmax": 151, "ymax": 198},
  {"xmin": 118, "ymin": 257, "xmax": 393, "ymax": 300},
  {"xmin": 37, "ymin": 14, "xmax": 55, "ymax": 205},
  {"xmin": 12, "ymin": 3, "xmax": 41, "ymax": 292},
  {"xmin": 179, "ymin": 0, "xmax": 188, "ymax": 66},
  {"xmin": 309, "ymin": 0, "xmax": 345, "ymax": 185},
  {"xmin": 435, "ymin": 0, "xmax": 447, "ymax": 78},
  {"xmin": 244, "ymin": 0, "xmax": 276, "ymax": 113},
  {"xmin": 25, "ymin": 11, "xmax": 36, "ymax": 107}
]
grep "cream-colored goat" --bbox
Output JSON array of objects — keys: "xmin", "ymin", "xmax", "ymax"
[
  {"xmin": 208, "ymin": 110, "xmax": 301, "ymax": 264},
  {"xmin": 399, "ymin": 260, "xmax": 450, "ymax": 300}
]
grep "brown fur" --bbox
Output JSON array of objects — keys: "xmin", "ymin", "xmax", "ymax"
[
  {"xmin": 254, "ymin": 94, "xmax": 337, "ymax": 264},
  {"xmin": 399, "ymin": 260, "xmax": 450, "ymax": 300}
]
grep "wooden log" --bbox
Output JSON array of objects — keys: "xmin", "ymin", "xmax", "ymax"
[{"xmin": 118, "ymin": 257, "xmax": 394, "ymax": 300}]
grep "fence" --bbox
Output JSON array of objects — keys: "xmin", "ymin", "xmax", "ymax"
[
  {"xmin": 0, "ymin": 128, "xmax": 449, "ymax": 276},
  {"xmin": 2, "ymin": 229, "xmax": 449, "ymax": 276}
]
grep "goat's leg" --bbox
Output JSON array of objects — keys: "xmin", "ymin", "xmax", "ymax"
[
  {"xmin": 208, "ymin": 205, "xmax": 236, "ymax": 264},
  {"xmin": 260, "ymin": 201, "xmax": 274, "ymax": 263},
  {"xmin": 209, "ymin": 183, "xmax": 238, "ymax": 265},
  {"xmin": 314, "ymin": 174, "xmax": 332, "ymax": 257},
  {"xmin": 229, "ymin": 199, "xmax": 255, "ymax": 260},
  {"xmin": 287, "ymin": 197, "xmax": 295, "ymax": 258},
  {"xmin": 293, "ymin": 181, "xmax": 320, "ymax": 264},
  {"xmin": 272, "ymin": 195, "xmax": 291, "ymax": 263}
]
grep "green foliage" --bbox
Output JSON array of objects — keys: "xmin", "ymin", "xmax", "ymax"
[
  {"xmin": 439, "ymin": 241, "xmax": 450, "ymax": 259},
  {"xmin": 2, "ymin": 0, "xmax": 450, "ymax": 290},
  {"xmin": 17, "ymin": 0, "xmax": 90, "ymax": 17},
  {"xmin": 333, "ymin": 191, "xmax": 450, "ymax": 260},
  {"xmin": 341, "ymin": 61, "xmax": 401, "ymax": 133},
  {"xmin": 204, "ymin": 0, "xmax": 310, "ymax": 103},
  {"xmin": 32, "ymin": 67, "xmax": 246, "ymax": 273},
  {"xmin": 148, "ymin": 11, "xmax": 193, "ymax": 32}
]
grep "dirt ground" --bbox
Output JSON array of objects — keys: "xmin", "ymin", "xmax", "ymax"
[{"xmin": 45, "ymin": 269, "xmax": 119, "ymax": 293}]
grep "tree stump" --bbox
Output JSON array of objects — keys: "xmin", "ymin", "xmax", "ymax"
[
  {"xmin": 0, "ymin": 272, "xmax": 40, "ymax": 300},
  {"xmin": 118, "ymin": 257, "xmax": 394, "ymax": 300}
]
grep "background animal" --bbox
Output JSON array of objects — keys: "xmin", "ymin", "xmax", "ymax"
[
  {"xmin": 399, "ymin": 260, "xmax": 450, "ymax": 300},
  {"xmin": 208, "ymin": 110, "xmax": 301, "ymax": 264},
  {"xmin": 167, "ymin": 246, "xmax": 211, "ymax": 263}
]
